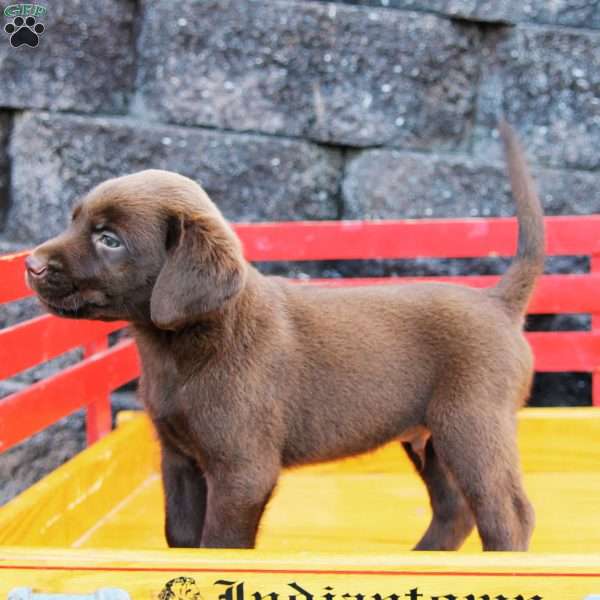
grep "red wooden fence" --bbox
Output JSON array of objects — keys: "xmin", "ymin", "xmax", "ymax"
[{"xmin": 1, "ymin": 216, "xmax": 599, "ymax": 454}]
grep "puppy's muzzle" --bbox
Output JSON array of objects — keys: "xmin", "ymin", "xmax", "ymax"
[{"xmin": 25, "ymin": 250, "xmax": 74, "ymax": 299}]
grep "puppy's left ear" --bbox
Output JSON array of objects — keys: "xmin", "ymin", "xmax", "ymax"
[{"xmin": 150, "ymin": 214, "xmax": 246, "ymax": 330}]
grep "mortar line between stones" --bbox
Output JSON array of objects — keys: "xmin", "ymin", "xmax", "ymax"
[
  {"xmin": 124, "ymin": 0, "xmax": 145, "ymax": 116},
  {"xmin": 465, "ymin": 20, "xmax": 499, "ymax": 157},
  {"xmin": 0, "ymin": 107, "xmax": 479, "ymax": 161},
  {"xmin": 312, "ymin": 1, "xmax": 600, "ymax": 34}
]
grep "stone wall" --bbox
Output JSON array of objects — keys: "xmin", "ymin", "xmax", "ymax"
[{"xmin": 1, "ymin": 0, "xmax": 599, "ymax": 407}]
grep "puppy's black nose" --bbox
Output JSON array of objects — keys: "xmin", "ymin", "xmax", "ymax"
[{"xmin": 25, "ymin": 254, "xmax": 48, "ymax": 278}]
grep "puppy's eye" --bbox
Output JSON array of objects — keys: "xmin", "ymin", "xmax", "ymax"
[{"xmin": 96, "ymin": 231, "xmax": 122, "ymax": 249}]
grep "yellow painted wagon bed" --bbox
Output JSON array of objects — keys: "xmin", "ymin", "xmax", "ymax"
[
  {"xmin": 2, "ymin": 216, "xmax": 600, "ymax": 599},
  {"xmin": 1, "ymin": 409, "xmax": 600, "ymax": 599}
]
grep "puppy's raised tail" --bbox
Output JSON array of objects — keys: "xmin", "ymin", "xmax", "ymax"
[{"xmin": 490, "ymin": 120, "xmax": 545, "ymax": 319}]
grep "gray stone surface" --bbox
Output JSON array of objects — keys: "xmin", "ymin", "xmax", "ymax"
[
  {"xmin": 531, "ymin": 373, "xmax": 591, "ymax": 407},
  {"xmin": 343, "ymin": 148, "xmax": 600, "ymax": 219},
  {"xmin": 135, "ymin": 0, "xmax": 480, "ymax": 148},
  {"xmin": 317, "ymin": 0, "xmax": 600, "ymax": 29},
  {"xmin": 474, "ymin": 25, "xmax": 600, "ymax": 171},
  {"xmin": 0, "ymin": 114, "xmax": 10, "ymax": 228},
  {"xmin": 7, "ymin": 112, "xmax": 342, "ymax": 244},
  {"xmin": 0, "ymin": 0, "xmax": 135, "ymax": 113},
  {"xmin": 0, "ymin": 296, "xmax": 40, "ymax": 330}
]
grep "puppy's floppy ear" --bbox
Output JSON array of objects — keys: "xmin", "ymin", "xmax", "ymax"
[{"xmin": 150, "ymin": 213, "xmax": 246, "ymax": 330}]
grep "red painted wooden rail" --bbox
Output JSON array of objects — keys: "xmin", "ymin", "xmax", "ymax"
[{"xmin": 1, "ymin": 215, "xmax": 600, "ymax": 454}]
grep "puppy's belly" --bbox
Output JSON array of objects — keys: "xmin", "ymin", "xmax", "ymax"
[{"xmin": 281, "ymin": 401, "xmax": 429, "ymax": 467}]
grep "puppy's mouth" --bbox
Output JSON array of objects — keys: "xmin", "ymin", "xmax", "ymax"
[
  {"xmin": 39, "ymin": 295, "xmax": 91, "ymax": 318},
  {"xmin": 37, "ymin": 289, "xmax": 109, "ymax": 319},
  {"xmin": 40, "ymin": 297, "xmax": 89, "ymax": 318}
]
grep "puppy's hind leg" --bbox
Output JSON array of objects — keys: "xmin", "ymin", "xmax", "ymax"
[
  {"xmin": 403, "ymin": 440, "xmax": 475, "ymax": 550},
  {"xmin": 427, "ymin": 395, "xmax": 535, "ymax": 551}
]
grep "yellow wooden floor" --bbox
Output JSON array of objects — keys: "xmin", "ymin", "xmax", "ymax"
[
  {"xmin": 63, "ymin": 469, "xmax": 600, "ymax": 554},
  {"xmin": 2, "ymin": 409, "xmax": 600, "ymax": 553},
  {"xmin": 1, "ymin": 409, "xmax": 600, "ymax": 598}
]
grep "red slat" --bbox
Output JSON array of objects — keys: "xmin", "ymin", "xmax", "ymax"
[
  {"xmin": 84, "ymin": 338, "xmax": 112, "ymax": 446},
  {"xmin": 528, "ymin": 332, "xmax": 600, "ymax": 372},
  {"xmin": 235, "ymin": 216, "xmax": 600, "ymax": 261},
  {"xmin": 0, "ymin": 315, "xmax": 127, "ymax": 380},
  {"xmin": 0, "ymin": 251, "xmax": 30, "ymax": 303},
  {"xmin": 0, "ymin": 339, "xmax": 140, "ymax": 453},
  {"xmin": 297, "ymin": 274, "xmax": 600, "ymax": 314}
]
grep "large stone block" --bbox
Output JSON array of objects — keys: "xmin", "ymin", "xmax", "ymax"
[
  {"xmin": 343, "ymin": 148, "xmax": 600, "ymax": 219},
  {"xmin": 135, "ymin": 0, "xmax": 480, "ymax": 148},
  {"xmin": 0, "ymin": 0, "xmax": 135, "ymax": 113},
  {"xmin": 474, "ymin": 25, "xmax": 600, "ymax": 170},
  {"xmin": 316, "ymin": 1, "xmax": 600, "ymax": 29},
  {"xmin": 7, "ymin": 112, "xmax": 342, "ymax": 244}
]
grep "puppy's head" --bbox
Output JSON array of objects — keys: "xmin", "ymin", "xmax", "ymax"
[{"xmin": 26, "ymin": 170, "xmax": 247, "ymax": 330}]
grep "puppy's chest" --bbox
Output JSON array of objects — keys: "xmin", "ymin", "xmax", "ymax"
[
  {"xmin": 140, "ymin": 372, "xmax": 188, "ymax": 444},
  {"xmin": 139, "ymin": 364, "xmax": 226, "ymax": 464}
]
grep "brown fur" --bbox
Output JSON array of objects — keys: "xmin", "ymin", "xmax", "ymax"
[{"xmin": 26, "ymin": 122, "xmax": 544, "ymax": 551}]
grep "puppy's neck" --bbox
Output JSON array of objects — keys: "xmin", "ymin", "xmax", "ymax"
[{"xmin": 131, "ymin": 265, "xmax": 267, "ymax": 356}]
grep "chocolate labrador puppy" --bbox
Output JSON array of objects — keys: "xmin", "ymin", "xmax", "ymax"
[{"xmin": 26, "ymin": 122, "xmax": 543, "ymax": 551}]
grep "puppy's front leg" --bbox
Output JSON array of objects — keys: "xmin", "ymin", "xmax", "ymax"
[
  {"xmin": 201, "ymin": 466, "xmax": 279, "ymax": 548},
  {"xmin": 161, "ymin": 444, "xmax": 208, "ymax": 548}
]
